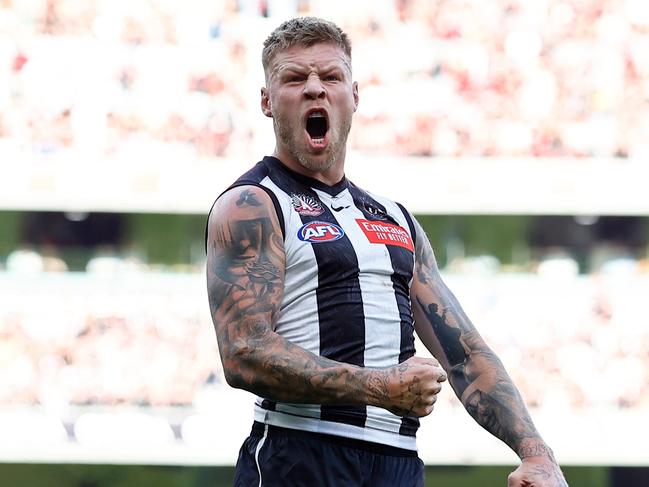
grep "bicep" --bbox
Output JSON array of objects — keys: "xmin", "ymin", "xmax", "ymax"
[{"xmin": 206, "ymin": 186, "xmax": 285, "ymax": 348}]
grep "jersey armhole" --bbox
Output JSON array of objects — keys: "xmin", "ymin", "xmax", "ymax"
[
  {"xmin": 395, "ymin": 202, "xmax": 417, "ymax": 249},
  {"xmin": 204, "ymin": 182, "xmax": 286, "ymax": 254}
]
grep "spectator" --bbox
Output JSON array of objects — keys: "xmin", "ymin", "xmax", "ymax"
[{"xmin": 2, "ymin": 0, "xmax": 649, "ymax": 159}]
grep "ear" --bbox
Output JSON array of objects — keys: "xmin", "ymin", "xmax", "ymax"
[
  {"xmin": 352, "ymin": 81, "xmax": 359, "ymax": 112},
  {"xmin": 261, "ymin": 87, "xmax": 272, "ymax": 117}
]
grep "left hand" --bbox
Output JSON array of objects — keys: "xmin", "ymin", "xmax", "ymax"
[{"xmin": 507, "ymin": 456, "xmax": 568, "ymax": 487}]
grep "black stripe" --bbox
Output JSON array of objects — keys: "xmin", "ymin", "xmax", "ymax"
[
  {"xmin": 262, "ymin": 158, "xmax": 367, "ymax": 428},
  {"xmin": 348, "ymin": 187, "xmax": 420, "ymax": 437},
  {"xmin": 260, "ymin": 399, "xmax": 277, "ymax": 411},
  {"xmin": 396, "ymin": 202, "xmax": 417, "ymax": 249}
]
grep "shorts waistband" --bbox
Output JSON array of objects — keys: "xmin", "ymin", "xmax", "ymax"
[{"xmin": 250, "ymin": 421, "xmax": 417, "ymax": 458}]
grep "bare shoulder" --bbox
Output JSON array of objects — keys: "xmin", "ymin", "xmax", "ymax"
[
  {"xmin": 206, "ymin": 185, "xmax": 285, "ymax": 329},
  {"xmin": 410, "ymin": 215, "xmax": 442, "ymax": 280},
  {"xmin": 208, "ymin": 186, "xmax": 279, "ymax": 231},
  {"xmin": 206, "ymin": 185, "xmax": 284, "ymax": 263}
]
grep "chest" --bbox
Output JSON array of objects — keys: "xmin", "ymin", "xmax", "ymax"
[{"xmin": 283, "ymin": 188, "xmax": 415, "ymax": 285}]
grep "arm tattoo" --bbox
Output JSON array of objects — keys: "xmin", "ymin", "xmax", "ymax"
[
  {"xmin": 207, "ymin": 188, "xmax": 384, "ymax": 407},
  {"xmin": 415, "ymin": 297, "xmax": 470, "ymax": 394},
  {"xmin": 412, "ymin": 220, "xmax": 555, "ymax": 462},
  {"xmin": 236, "ymin": 189, "xmax": 262, "ymax": 207},
  {"xmin": 209, "ymin": 216, "xmax": 282, "ymax": 318}
]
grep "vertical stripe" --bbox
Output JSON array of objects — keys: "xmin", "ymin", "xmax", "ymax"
[
  {"xmin": 261, "ymin": 175, "xmax": 322, "ymax": 357},
  {"xmin": 265, "ymin": 162, "xmax": 367, "ymax": 428},
  {"xmin": 348, "ymin": 187, "xmax": 420, "ymax": 436},
  {"xmin": 396, "ymin": 202, "xmax": 417, "ymax": 251},
  {"xmin": 254, "ymin": 424, "xmax": 269, "ymax": 487}
]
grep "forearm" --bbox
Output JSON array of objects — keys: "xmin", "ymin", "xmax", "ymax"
[
  {"xmin": 410, "ymin": 218, "xmax": 555, "ymax": 462},
  {"xmin": 450, "ymin": 346, "xmax": 555, "ymax": 462},
  {"xmin": 412, "ymin": 218, "xmax": 566, "ymax": 485},
  {"xmin": 219, "ymin": 316, "xmax": 388, "ymax": 407}
]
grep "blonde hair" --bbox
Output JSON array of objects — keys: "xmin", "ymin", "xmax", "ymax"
[{"xmin": 262, "ymin": 17, "xmax": 352, "ymax": 79}]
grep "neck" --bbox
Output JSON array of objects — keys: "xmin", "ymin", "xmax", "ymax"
[{"xmin": 273, "ymin": 147, "xmax": 346, "ymax": 186}]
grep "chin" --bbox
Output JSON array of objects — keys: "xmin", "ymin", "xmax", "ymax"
[{"xmin": 296, "ymin": 152, "xmax": 336, "ymax": 173}]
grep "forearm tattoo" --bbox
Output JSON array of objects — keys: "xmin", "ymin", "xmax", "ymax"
[
  {"xmin": 412, "ymin": 221, "xmax": 556, "ymax": 463},
  {"xmin": 206, "ymin": 188, "xmax": 385, "ymax": 406}
]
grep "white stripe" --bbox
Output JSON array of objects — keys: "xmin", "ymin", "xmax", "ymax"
[
  {"xmin": 342, "ymin": 203, "xmax": 404, "ymax": 436},
  {"xmin": 364, "ymin": 405, "xmax": 404, "ymax": 435},
  {"xmin": 254, "ymin": 405, "xmax": 418, "ymax": 451},
  {"xmin": 262, "ymin": 176, "xmax": 321, "ymax": 355},
  {"xmin": 276, "ymin": 402, "xmax": 322, "ymax": 419},
  {"xmin": 254, "ymin": 424, "xmax": 269, "ymax": 487}
]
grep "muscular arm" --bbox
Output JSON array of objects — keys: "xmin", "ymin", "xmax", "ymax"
[
  {"xmin": 206, "ymin": 186, "xmax": 443, "ymax": 416},
  {"xmin": 410, "ymin": 218, "xmax": 567, "ymax": 485}
]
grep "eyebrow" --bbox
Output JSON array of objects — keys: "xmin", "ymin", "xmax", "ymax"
[{"xmin": 275, "ymin": 63, "xmax": 349, "ymax": 78}]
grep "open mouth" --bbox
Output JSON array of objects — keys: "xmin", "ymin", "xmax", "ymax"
[{"xmin": 305, "ymin": 109, "xmax": 329, "ymax": 143}]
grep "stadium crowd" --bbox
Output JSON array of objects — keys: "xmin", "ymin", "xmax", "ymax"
[
  {"xmin": 1, "ymin": 268, "xmax": 648, "ymax": 416},
  {"xmin": 1, "ymin": 0, "xmax": 649, "ymax": 160}
]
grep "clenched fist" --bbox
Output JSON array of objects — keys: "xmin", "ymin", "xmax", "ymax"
[
  {"xmin": 508, "ymin": 455, "xmax": 569, "ymax": 487},
  {"xmin": 369, "ymin": 356, "xmax": 447, "ymax": 417}
]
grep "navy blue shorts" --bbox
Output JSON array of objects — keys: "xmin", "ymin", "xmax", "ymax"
[{"xmin": 234, "ymin": 421, "xmax": 424, "ymax": 487}]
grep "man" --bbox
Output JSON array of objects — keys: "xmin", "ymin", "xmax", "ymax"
[{"xmin": 206, "ymin": 16, "xmax": 568, "ymax": 487}]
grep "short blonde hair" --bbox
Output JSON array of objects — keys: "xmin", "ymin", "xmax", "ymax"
[{"xmin": 262, "ymin": 17, "xmax": 352, "ymax": 79}]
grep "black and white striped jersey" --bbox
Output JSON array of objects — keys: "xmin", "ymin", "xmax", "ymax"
[{"xmin": 214, "ymin": 156, "xmax": 421, "ymax": 451}]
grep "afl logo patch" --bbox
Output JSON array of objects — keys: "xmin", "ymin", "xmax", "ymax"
[
  {"xmin": 291, "ymin": 194, "xmax": 324, "ymax": 216},
  {"xmin": 298, "ymin": 221, "xmax": 344, "ymax": 243}
]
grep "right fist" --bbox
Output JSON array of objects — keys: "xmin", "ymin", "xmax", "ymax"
[{"xmin": 372, "ymin": 356, "xmax": 447, "ymax": 417}]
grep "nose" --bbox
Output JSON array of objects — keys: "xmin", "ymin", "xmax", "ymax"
[{"xmin": 303, "ymin": 74, "xmax": 325, "ymax": 100}]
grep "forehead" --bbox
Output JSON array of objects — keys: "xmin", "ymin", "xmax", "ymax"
[{"xmin": 268, "ymin": 42, "xmax": 351, "ymax": 75}]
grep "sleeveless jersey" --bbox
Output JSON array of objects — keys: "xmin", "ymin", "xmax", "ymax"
[{"xmin": 212, "ymin": 156, "xmax": 420, "ymax": 451}]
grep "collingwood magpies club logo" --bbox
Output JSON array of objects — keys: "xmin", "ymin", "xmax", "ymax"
[
  {"xmin": 291, "ymin": 193, "xmax": 324, "ymax": 216},
  {"xmin": 363, "ymin": 202, "xmax": 388, "ymax": 220}
]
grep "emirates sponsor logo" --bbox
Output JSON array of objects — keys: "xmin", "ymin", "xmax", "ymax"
[{"xmin": 356, "ymin": 219, "xmax": 414, "ymax": 251}]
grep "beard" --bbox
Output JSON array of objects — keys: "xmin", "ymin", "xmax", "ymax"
[{"xmin": 274, "ymin": 111, "xmax": 352, "ymax": 173}]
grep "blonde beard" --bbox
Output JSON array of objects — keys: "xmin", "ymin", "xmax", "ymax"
[{"xmin": 274, "ymin": 115, "xmax": 352, "ymax": 173}]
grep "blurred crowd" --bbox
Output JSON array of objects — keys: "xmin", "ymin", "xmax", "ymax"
[
  {"xmin": 1, "ymin": 271, "xmax": 647, "ymax": 417},
  {"xmin": 0, "ymin": 273, "xmax": 217, "ymax": 409},
  {"xmin": 1, "ymin": 0, "xmax": 649, "ymax": 160}
]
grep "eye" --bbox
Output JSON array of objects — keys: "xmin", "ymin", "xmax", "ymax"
[
  {"xmin": 324, "ymin": 74, "xmax": 339, "ymax": 81},
  {"xmin": 287, "ymin": 75, "xmax": 305, "ymax": 83}
]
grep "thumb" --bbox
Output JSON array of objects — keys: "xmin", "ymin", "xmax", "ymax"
[{"xmin": 507, "ymin": 467, "xmax": 523, "ymax": 487}]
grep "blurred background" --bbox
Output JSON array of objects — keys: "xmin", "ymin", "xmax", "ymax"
[{"xmin": 1, "ymin": 0, "xmax": 648, "ymax": 485}]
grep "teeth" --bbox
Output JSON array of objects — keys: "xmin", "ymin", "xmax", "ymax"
[{"xmin": 308, "ymin": 111, "xmax": 325, "ymax": 119}]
